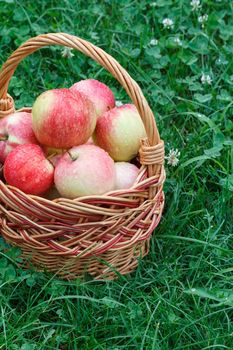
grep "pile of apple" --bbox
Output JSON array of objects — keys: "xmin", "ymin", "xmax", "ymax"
[{"xmin": 0, "ymin": 79, "xmax": 146, "ymax": 199}]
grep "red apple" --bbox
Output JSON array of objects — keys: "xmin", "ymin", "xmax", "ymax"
[
  {"xmin": 93, "ymin": 104, "xmax": 146, "ymax": 161},
  {"xmin": 54, "ymin": 144, "xmax": 116, "ymax": 198},
  {"xmin": 0, "ymin": 112, "xmax": 37, "ymax": 163},
  {"xmin": 115, "ymin": 162, "xmax": 139, "ymax": 190},
  {"xmin": 70, "ymin": 79, "xmax": 115, "ymax": 118},
  {"xmin": 32, "ymin": 88, "xmax": 96, "ymax": 149},
  {"xmin": 0, "ymin": 162, "xmax": 3, "ymax": 179},
  {"xmin": 4, "ymin": 144, "xmax": 54, "ymax": 195}
]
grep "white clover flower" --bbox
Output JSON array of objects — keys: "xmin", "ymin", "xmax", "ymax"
[
  {"xmin": 149, "ymin": 38, "xmax": 158, "ymax": 46},
  {"xmin": 115, "ymin": 100, "xmax": 123, "ymax": 107},
  {"xmin": 198, "ymin": 14, "xmax": 208, "ymax": 23},
  {"xmin": 190, "ymin": 0, "xmax": 201, "ymax": 11},
  {"xmin": 198, "ymin": 14, "xmax": 208, "ymax": 27},
  {"xmin": 61, "ymin": 47, "xmax": 74, "ymax": 59},
  {"xmin": 174, "ymin": 37, "xmax": 182, "ymax": 46},
  {"xmin": 91, "ymin": 32, "xmax": 99, "ymax": 41},
  {"xmin": 162, "ymin": 18, "xmax": 174, "ymax": 29},
  {"xmin": 165, "ymin": 149, "xmax": 180, "ymax": 167},
  {"xmin": 150, "ymin": 2, "xmax": 157, "ymax": 7},
  {"xmin": 201, "ymin": 73, "xmax": 212, "ymax": 85}
]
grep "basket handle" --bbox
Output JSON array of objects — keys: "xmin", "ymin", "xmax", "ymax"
[{"xmin": 0, "ymin": 33, "xmax": 160, "ymax": 146}]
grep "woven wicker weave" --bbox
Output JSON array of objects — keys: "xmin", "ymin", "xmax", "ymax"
[{"xmin": 0, "ymin": 33, "xmax": 165, "ymax": 280}]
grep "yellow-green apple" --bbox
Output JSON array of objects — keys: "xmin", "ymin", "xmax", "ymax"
[
  {"xmin": 54, "ymin": 144, "xmax": 116, "ymax": 198},
  {"xmin": 32, "ymin": 88, "xmax": 96, "ymax": 149},
  {"xmin": 115, "ymin": 162, "xmax": 139, "ymax": 190},
  {"xmin": 70, "ymin": 79, "xmax": 115, "ymax": 118},
  {"xmin": 0, "ymin": 112, "xmax": 37, "ymax": 163},
  {"xmin": 4, "ymin": 144, "xmax": 54, "ymax": 195},
  {"xmin": 93, "ymin": 104, "xmax": 146, "ymax": 161}
]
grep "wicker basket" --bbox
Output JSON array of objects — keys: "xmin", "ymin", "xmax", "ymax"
[{"xmin": 0, "ymin": 33, "xmax": 165, "ymax": 280}]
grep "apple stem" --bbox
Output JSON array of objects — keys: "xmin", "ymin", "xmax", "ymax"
[
  {"xmin": 68, "ymin": 151, "xmax": 78, "ymax": 161},
  {"xmin": 0, "ymin": 135, "xmax": 8, "ymax": 141},
  {"xmin": 47, "ymin": 153, "xmax": 57, "ymax": 160}
]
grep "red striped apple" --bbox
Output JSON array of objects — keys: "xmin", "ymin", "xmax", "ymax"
[
  {"xmin": 115, "ymin": 162, "xmax": 139, "ymax": 190},
  {"xmin": 4, "ymin": 144, "xmax": 54, "ymax": 195},
  {"xmin": 54, "ymin": 144, "xmax": 116, "ymax": 198},
  {"xmin": 0, "ymin": 112, "xmax": 37, "ymax": 163},
  {"xmin": 70, "ymin": 79, "xmax": 115, "ymax": 118},
  {"xmin": 93, "ymin": 104, "xmax": 146, "ymax": 161},
  {"xmin": 0, "ymin": 162, "xmax": 3, "ymax": 179},
  {"xmin": 32, "ymin": 88, "xmax": 96, "ymax": 149}
]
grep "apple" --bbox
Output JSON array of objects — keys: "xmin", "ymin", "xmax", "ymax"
[
  {"xmin": 54, "ymin": 144, "xmax": 116, "ymax": 198},
  {"xmin": 32, "ymin": 88, "xmax": 96, "ymax": 149},
  {"xmin": 70, "ymin": 79, "xmax": 115, "ymax": 118},
  {"xmin": 0, "ymin": 112, "xmax": 37, "ymax": 163},
  {"xmin": 4, "ymin": 144, "xmax": 54, "ymax": 195},
  {"xmin": 0, "ymin": 162, "xmax": 3, "ymax": 179},
  {"xmin": 115, "ymin": 162, "xmax": 139, "ymax": 190},
  {"xmin": 93, "ymin": 104, "xmax": 146, "ymax": 161}
]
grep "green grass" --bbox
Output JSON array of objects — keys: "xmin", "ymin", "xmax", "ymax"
[{"xmin": 0, "ymin": 0, "xmax": 233, "ymax": 349}]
